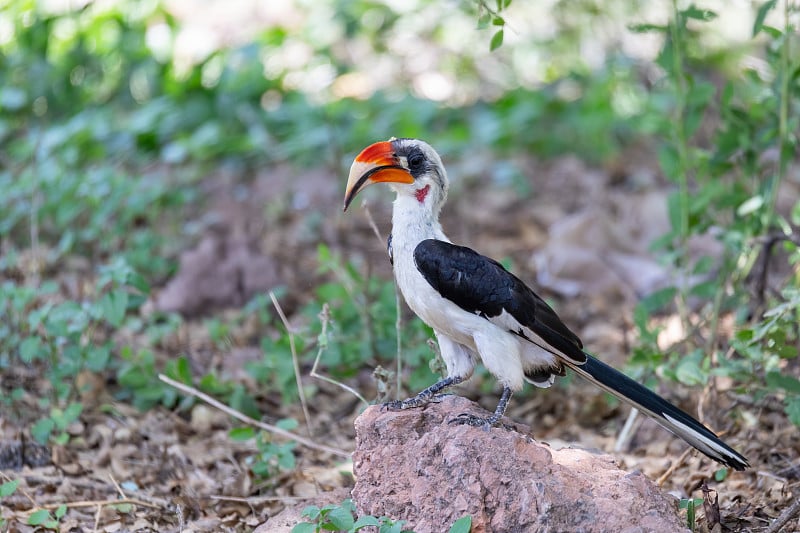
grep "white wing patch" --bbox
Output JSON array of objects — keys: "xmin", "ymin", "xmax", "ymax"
[{"xmin": 488, "ymin": 309, "xmax": 567, "ymax": 358}]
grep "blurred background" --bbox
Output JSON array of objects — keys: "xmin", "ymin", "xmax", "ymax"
[{"xmin": 1, "ymin": 0, "xmax": 798, "ymax": 530}]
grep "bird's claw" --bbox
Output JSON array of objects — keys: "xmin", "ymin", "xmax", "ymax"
[
  {"xmin": 381, "ymin": 399, "xmax": 408, "ymax": 411},
  {"xmin": 381, "ymin": 393, "xmax": 452, "ymax": 412},
  {"xmin": 449, "ymin": 412, "xmax": 497, "ymax": 431}
]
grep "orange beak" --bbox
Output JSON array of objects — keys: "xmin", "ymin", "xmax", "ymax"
[{"xmin": 343, "ymin": 141, "xmax": 414, "ymax": 211}]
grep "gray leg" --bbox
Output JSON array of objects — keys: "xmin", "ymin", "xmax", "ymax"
[
  {"xmin": 382, "ymin": 375, "xmax": 465, "ymax": 411},
  {"xmin": 449, "ymin": 386, "xmax": 513, "ymax": 429}
]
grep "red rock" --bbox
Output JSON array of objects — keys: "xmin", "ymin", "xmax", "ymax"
[{"xmin": 352, "ymin": 395, "xmax": 687, "ymax": 533}]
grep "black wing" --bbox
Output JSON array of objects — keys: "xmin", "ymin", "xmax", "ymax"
[{"xmin": 413, "ymin": 239, "xmax": 586, "ymax": 364}]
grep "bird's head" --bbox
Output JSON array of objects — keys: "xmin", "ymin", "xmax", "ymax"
[{"xmin": 343, "ymin": 138, "xmax": 448, "ymax": 213}]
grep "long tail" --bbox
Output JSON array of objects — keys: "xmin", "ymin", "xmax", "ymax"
[{"xmin": 565, "ymin": 353, "xmax": 749, "ymax": 471}]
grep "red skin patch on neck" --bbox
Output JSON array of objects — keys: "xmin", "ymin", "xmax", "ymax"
[{"xmin": 415, "ymin": 184, "xmax": 430, "ymax": 203}]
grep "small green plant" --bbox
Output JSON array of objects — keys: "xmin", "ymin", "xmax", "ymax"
[
  {"xmin": 679, "ymin": 497, "xmax": 704, "ymax": 531},
  {"xmin": 292, "ymin": 500, "xmax": 471, "ymax": 533},
  {"xmin": 292, "ymin": 499, "xmax": 412, "ymax": 533},
  {"xmin": 27, "ymin": 505, "xmax": 67, "ymax": 531},
  {"xmin": 230, "ymin": 422, "xmax": 298, "ymax": 481},
  {"xmin": 0, "ymin": 479, "xmax": 19, "ymax": 530},
  {"xmin": 31, "ymin": 402, "xmax": 83, "ymax": 445}
]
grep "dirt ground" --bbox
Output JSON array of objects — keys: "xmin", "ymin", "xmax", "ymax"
[{"xmin": 1, "ymin": 150, "xmax": 798, "ymax": 532}]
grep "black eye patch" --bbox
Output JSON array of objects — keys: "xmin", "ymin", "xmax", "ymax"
[{"xmin": 406, "ymin": 150, "xmax": 426, "ymax": 173}]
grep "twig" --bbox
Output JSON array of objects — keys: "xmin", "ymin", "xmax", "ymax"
[
  {"xmin": 614, "ymin": 408, "xmax": 640, "ymax": 453},
  {"xmin": 361, "ymin": 201, "xmax": 384, "ymax": 244},
  {"xmin": 765, "ymin": 496, "xmax": 800, "ymax": 533},
  {"xmin": 209, "ymin": 494, "xmax": 319, "ymax": 504},
  {"xmin": 30, "ymin": 497, "xmax": 162, "ymax": 512},
  {"xmin": 394, "ymin": 285, "xmax": 404, "ymax": 400},
  {"xmin": 310, "ymin": 304, "xmax": 369, "ymax": 407},
  {"xmin": 108, "ymin": 474, "xmax": 127, "ymax": 499},
  {"xmin": 752, "ymin": 231, "xmax": 800, "ymax": 311},
  {"xmin": 158, "ymin": 374, "xmax": 351, "ymax": 458},
  {"xmin": 269, "ymin": 291, "xmax": 313, "ymax": 436},
  {"xmin": 656, "ymin": 447, "xmax": 694, "ymax": 487},
  {"xmin": 93, "ymin": 503, "xmax": 101, "ymax": 533}
]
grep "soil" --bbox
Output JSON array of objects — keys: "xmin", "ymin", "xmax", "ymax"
[{"xmin": 1, "ymin": 152, "xmax": 797, "ymax": 532}]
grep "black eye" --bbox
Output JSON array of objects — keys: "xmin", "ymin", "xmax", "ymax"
[{"xmin": 407, "ymin": 151, "xmax": 425, "ymax": 171}]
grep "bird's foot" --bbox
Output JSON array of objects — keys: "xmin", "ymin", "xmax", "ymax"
[
  {"xmin": 449, "ymin": 412, "xmax": 501, "ymax": 431},
  {"xmin": 448, "ymin": 412, "xmax": 515, "ymax": 432},
  {"xmin": 381, "ymin": 393, "xmax": 450, "ymax": 412}
]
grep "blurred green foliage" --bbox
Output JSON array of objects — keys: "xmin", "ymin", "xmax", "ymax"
[
  {"xmin": 0, "ymin": 0, "xmax": 798, "ymax": 469},
  {"xmin": 623, "ymin": 0, "xmax": 800, "ymax": 431}
]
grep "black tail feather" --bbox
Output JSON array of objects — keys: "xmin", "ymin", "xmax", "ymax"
[{"xmin": 566, "ymin": 354, "xmax": 749, "ymax": 471}]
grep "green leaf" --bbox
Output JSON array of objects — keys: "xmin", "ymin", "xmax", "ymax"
[
  {"xmin": 765, "ymin": 371, "xmax": 800, "ymax": 394},
  {"xmin": 277, "ymin": 418, "xmax": 299, "ymax": 431},
  {"xmin": 112, "ymin": 503, "xmax": 133, "ymax": 513},
  {"xmin": 31, "ymin": 417, "xmax": 56, "ymax": 444},
  {"xmin": 449, "ymin": 515, "xmax": 472, "ymax": 533},
  {"xmin": 301, "ymin": 505, "xmax": 321, "ymax": 520},
  {"xmin": 20, "ymin": 336, "xmax": 44, "ymax": 363},
  {"xmin": 736, "ymin": 195, "xmax": 764, "ymax": 217},
  {"xmin": 658, "ymin": 145, "xmax": 680, "ymax": 182},
  {"xmin": 682, "ymin": 6, "xmax": 717, "ymax": 21},
  {"xmin": 325, "ymin": 506, "xmax": 355, "ymax": 530},
  {"xmin": 172, "ymin": 355, "xmax": 193, "ymax": 384},
  {"xmin": 54, "ymin": 504, "xmax": 67, "ymax": 519},
  {"xmin": 490, "ymin": 30, "xmax": 504, "ymax": 51},
  {"xmin": 689, "ymin": 280, "xmax": 718, "ymax": 299},
  {"xmin": 354, "ymin": 515, "xmax": 381, "ymax": 529},
  {"xmin": 27, "ymin": 509, "xmax": 53, "ymax": 526},
  {"xmin": 229, "ymin": 427, "xmax": 256, "ymax": 441},
  {"xmin": 753, "ymin": 0, "xmax": 777, "ymax": 36},
  {"xmin": 714, "ymin": 468, "xmax": 728, "ymax": 482},
  {"xmin": 86, "ymin": 345, "xmax": 111, "ymax": 372},
  {"xmin": 627, "ymin": 23, "xmax": 667, "ymax": 34},
  {"xmin": 638, "ymin": 287, "xmax": 678, "ymax": 314},
  {"xmin": 675, "ymin": 350, "xmax": 706, "ymax": 386},
  {"xmin": 291, "ymin": 523, "xmax": 316, "ymax": 533},
  {"xmin": 0, "ymin": 479, "xmax": 19, "ymax": 497},
  {"xmin": 792, "ymin": 200, "xmax": 800, "ymax": 226},
  {"xmin": 785, "ymin": 397, "xmax": 800, "ymax": 426},
  {"xmin": 101, "ymin": 288, "xmax": 129, "ymax": 327}
]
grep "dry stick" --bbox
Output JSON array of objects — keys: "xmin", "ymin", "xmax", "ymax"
[
  {"xmin": 108, "ymin": 474, "xmax": 127, "ymax": 499},
  {"xmin": 210, "ymin": 494, "xmax": 316, "ymax": 504},
  {"xmin": 31, "ymin": 497, "xmax": 162, "ymax": 512},
  {"xmin": 614, "ymin": 408, "xmax": 640, "ymax": 453},
  {"xmin": 269, "ymin": 291, "xmax": 313, "ymax": 436},
  {"xmin": 656, "ymin": 447, "xmax": 694, "ymax": 487},
  {"xmin": 765, "ymin": 496, "xmax": 800, "ymax": 533},
  {"xmin": 310, "ymin": 304, "xmax": 369, "ymax": 407},
  {"xmin": 158, "ymin": 374, "xmax": 350, "ymax": 458},
  {"xmin": 93, "ymin": 503, "xmax": 102, "ymax": 533}
]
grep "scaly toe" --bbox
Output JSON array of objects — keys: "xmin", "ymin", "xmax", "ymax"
[{"xmin": 381, "ymin": 400, "xmax": 404, "ymax": 411}]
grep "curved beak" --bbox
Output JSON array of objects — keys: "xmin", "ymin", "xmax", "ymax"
[{"xmin": 343, "ymin": 141, "xmax": 414, "ymax": 211}]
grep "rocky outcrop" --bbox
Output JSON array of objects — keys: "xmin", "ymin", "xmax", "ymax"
[{"xmin": 352, "ymin": 395, "xmax": 687, "ymax": 533}]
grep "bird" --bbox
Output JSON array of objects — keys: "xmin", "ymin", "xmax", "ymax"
[{"xmin": 342, "ymin": 137, "xmax": 749, "ymax": 471}]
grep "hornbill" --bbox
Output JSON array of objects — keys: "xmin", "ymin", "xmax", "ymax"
[{"xmin": 343, "ymin": 138, "xmax": 749, "ymax": 471}]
